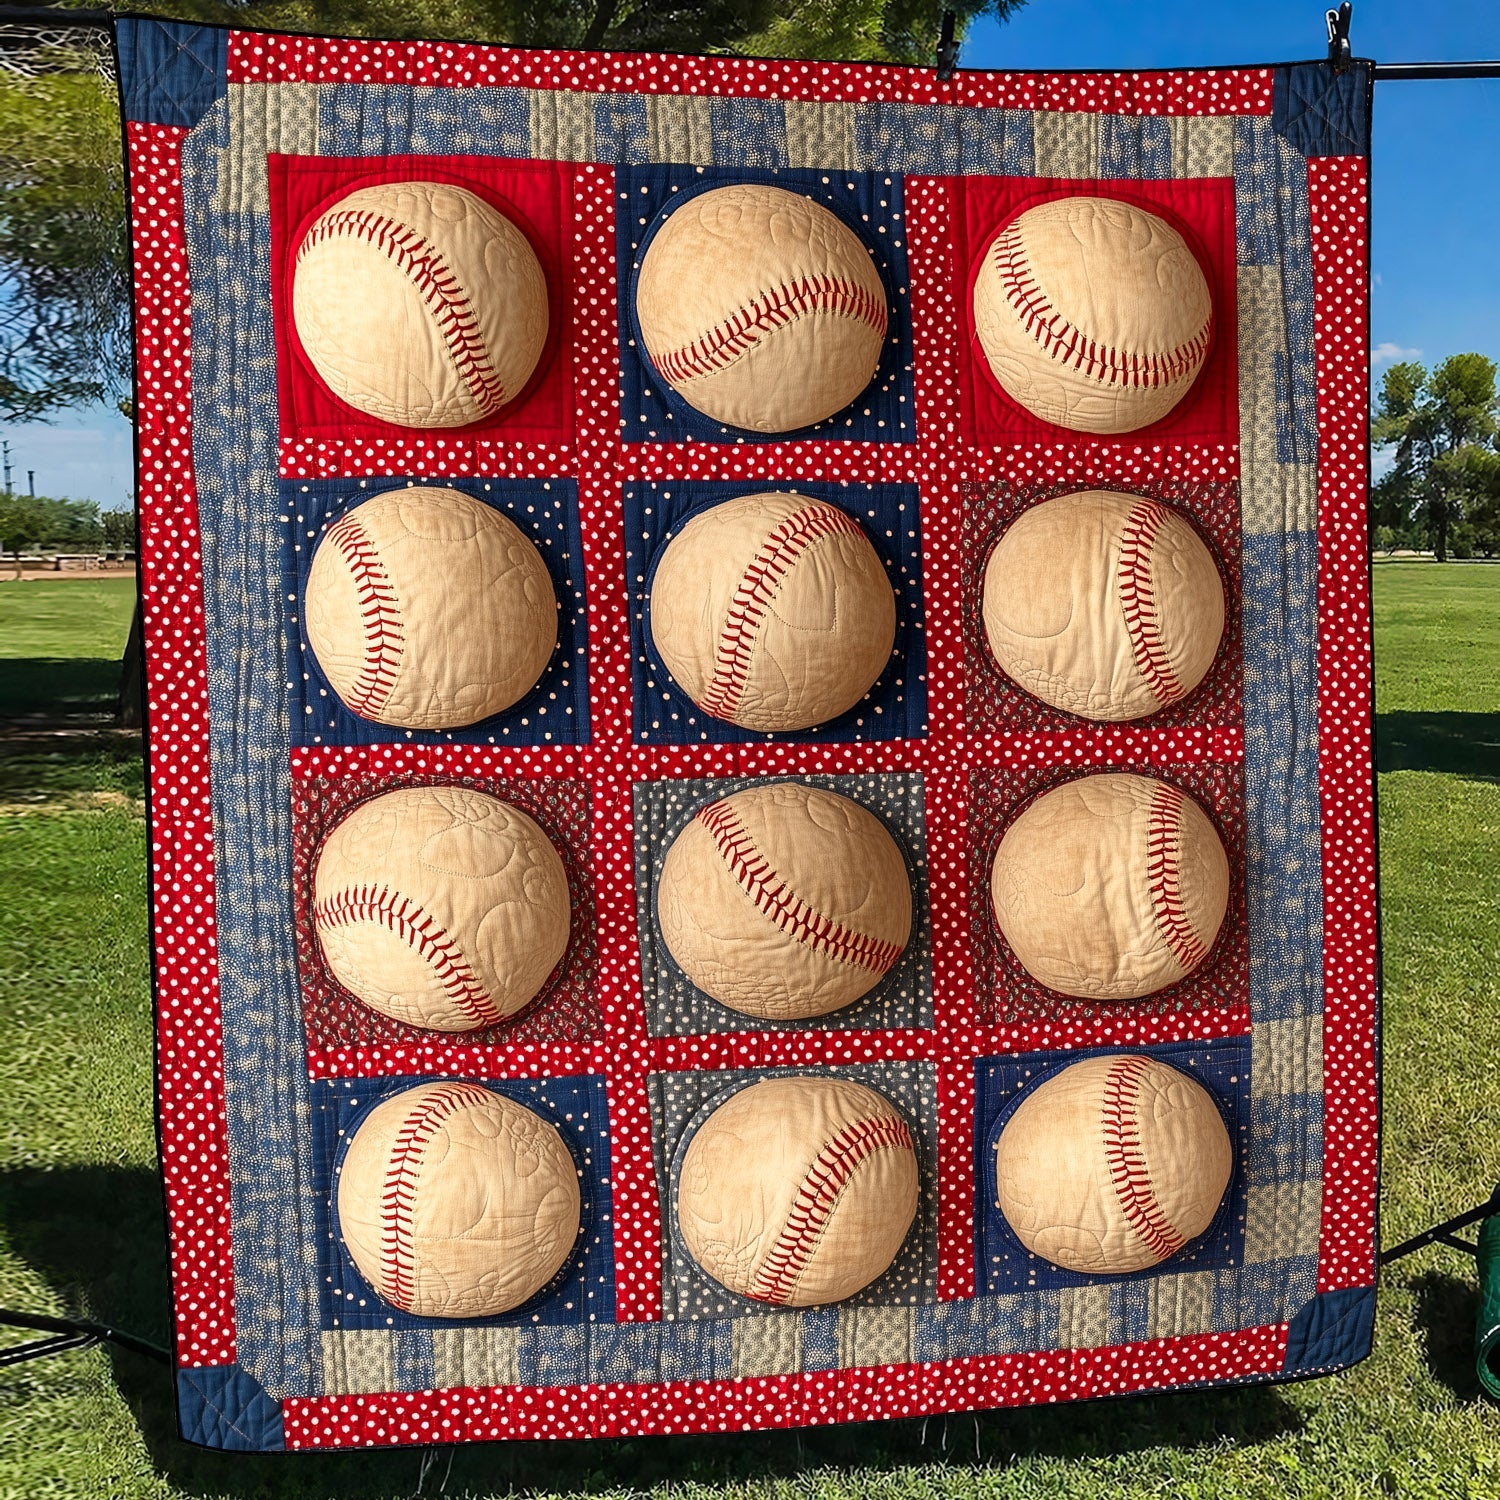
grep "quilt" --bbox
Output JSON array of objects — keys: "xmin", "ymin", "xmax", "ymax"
[{"xmin": 115, "ymin": 18, "xmax": 1381, "ymax": 1451}]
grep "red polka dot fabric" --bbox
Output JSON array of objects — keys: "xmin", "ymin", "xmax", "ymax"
[{"xmin": 121, "ymin": 24, "xmax": 1379, "ymax": 1450}]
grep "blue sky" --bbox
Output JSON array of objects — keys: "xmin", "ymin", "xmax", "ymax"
[{"xmin": 8, "ymin": 0, "xmax": 1498, "ymax": 510}]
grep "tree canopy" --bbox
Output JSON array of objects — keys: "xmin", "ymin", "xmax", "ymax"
[
  {"xmin": 1372, "ymin": 353, "xmax": 1500, "ymax": 561},
  {"xmin": 0, "ymin": 489, "xmax": 131, "ymax": 557}
]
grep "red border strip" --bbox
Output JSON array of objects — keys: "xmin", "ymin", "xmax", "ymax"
[
  {"xmin": 127, "ymin": 122, "xmax": 237, "ymax": 1366},
  {"xmin": 225, "ymin": 29, "xmax": 1273, "ymax": 114},
  {"xmin": 1306, "ymin": 156, "xmax": 1379, "ymax": 1293},
  {"xmin": 281, "ymin": 1324, "xmax": 1288, "ymax": 1445}
]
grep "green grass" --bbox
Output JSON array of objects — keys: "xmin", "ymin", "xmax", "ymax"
[
  {"xmin": 0, "ymin": 576, "xmax": 136, "ymax": 720},
  {"xmin": 0, "ymin": 565, "xmax": 1498, "ymax": 1497}
]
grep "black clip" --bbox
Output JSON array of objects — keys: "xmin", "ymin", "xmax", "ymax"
[
  {"xmin": 937, "ymin": 9, "xmax": 959, "ymax": 82},
  {"xmin": 1326, "ymin": 3, "xmax": 1353, "ymax": 74}
]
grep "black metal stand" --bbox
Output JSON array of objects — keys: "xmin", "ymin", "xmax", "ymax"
[
  {"xmin": 1379, "ymin": 1184, "xmax": 1500, "ymax": 1266},
  {"xmin": 0, "ymin": 1308, "xmax": 170, "ymax": 1368}
]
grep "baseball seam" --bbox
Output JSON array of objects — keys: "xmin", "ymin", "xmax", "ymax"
[
  {"xmin": 1116, "ymin": 499, "xmax": 1186, "ymax": 707},
  {"xmin": 1101, "ymin": 1057, "xmax": 1187, "ymax": 1263},
  {"xmin": 314, "ymin": 882, "xmax": 505, "ymax": 1028},
  {"xmin": 698, "ymin": 502, "xmax": 868, "ymax": 722},
  {"xmin": 990, "ymin": 220, "xmax": 1211, "ymax": 391},
  {"xmin": 376, "ymin": 1083, "xmax": 493, "ymax": 1310},
  {"xmin": 324, "ymin": 514, "xmax": 405, "ymax": 719},
  {"xmin": 300, "ymin": 209, "xmax": 507, "ymax": 416},
  {"xmin": 695, "ymin": 798, "xmax": 904, "ymax": 975},
  {"xmin": 651, "ymin": 274, "xmax": 886, "ymax": 386},
  {"xmin": 1145, "ymin": 785, "xmax": 1210, "ymax": 973},
  {"xmin": 746, "ymin": 1113, "xmax": 913, "ymax": 1304}
]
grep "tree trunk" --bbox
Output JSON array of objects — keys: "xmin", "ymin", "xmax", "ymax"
[
  {"xmin": 580, "ymin": 0, "xmax": 619, "ymax": 50},
  {"xmin": 1435, "ymin": 507, "xmax": 1448, "ymax": 564},
  {"xmin": 118, "ymin": 598, "xmax": 144, "ymax": 728}
]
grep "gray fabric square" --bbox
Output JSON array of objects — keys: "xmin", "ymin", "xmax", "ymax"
[
  {"xmin": 529, "ymin": 87, "xmax": 594, "ymax": 161},
  {"xmin": 1253, "ymin": 1014, "xmax": 1324, "ymax": 1099},
  {"xmin": 1031, "ymin": 111, "xmax": 1099, "ymax": 178},
  {"xmin": 1244, "ymin": 1177, "xmax": 1323, "ymax": 1265},
  {"xmin": 732, "ymin": 1312, "xmax": 802, "ymax": 1376},
  {"xmin": 783, "ymin": 100, "xmax": 857, "ymax": 169},
  {"xmin": 431, "ymin": 1327, "xmax": 520, "ymax": 1389},
  {"xmin": 633, "ymin": 773, "xmax": 933, "ymax": 1037},
  {"xmin": 646, "ymin": 94, "xmax": 714, "ymax": 164},
  {"xmin": 1057, "ymin": 1284, "xmax": 1110, "ymax": 1349},
  {"xmin": 320, "ymin": 1329, "xmax": 393, "ymax": 1395},
  {"xmin": 837, "ymin": 1304, "xmax": 914, "ymax": 1368},
  {"xmin": 1168, "ymin": 114, "xmax": 1234, "ymax": 178},
  {"xmin": 649, "ymin": 1061, "xmax": 940, "ymax": 1320},
  {"xmin": 1144, "ymin": 1271, "xmax": 1216, "ymax": 1339},
  {"xmin": 216, "ymin": 83, "xmax": 319, "ymax": 215}
]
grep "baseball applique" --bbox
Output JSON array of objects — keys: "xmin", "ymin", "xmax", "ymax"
[
  {"xmin": 972, "ymin": 196, "xmax": 1213, "ymax": 434},
  {"xmin": 293, "ymin": 180, "xmax": 549, "ymax": 429},
  {"xmin": 648, "ymin": 492, "xmax": 896, "ymax": 733},
  {"xmin": 303, "ymin": 486, "xmax": 557, "ymax": 731},
  {"xmin": 992, "ymin": 1054, "xmax": 1233, "ymax": 1275},
  {"xmin": 312, "ymin": 785, "xmax": 571, "ymax": 1033},
  {"xmin": 634, "ymin": 183, "xmax": 888, "ymax": 433},
  {"xmin": 656, "ymin": 782, "xmax": 912, "ymax": 1022},
  {"xmin": 990, "ymin": 773, "xmax": 1230, "ymax": 1000},
  {"xmin": 337, "ymin": 1082, "xmax": 582, "ymax": 1317},
  {"xmin": 675, "ymin": 1076, "xmax": 919, "ymax": 1306},
  {"xmin": 982, "ymin": 490, "xmax": 1226, "ymax": 721}
]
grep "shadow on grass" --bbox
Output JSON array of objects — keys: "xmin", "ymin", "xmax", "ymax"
[
  {"xmin": 1407, "ymin": 1270, "xmax": 1484, "ymax": 1403},
  {"xmin": 0, "ymin": 656, "xmax": 122, "ymax": 723},
  {"xmin": 1, "ymin": 1162, "xmax": 1308, "ymax": 1497},
  {"xmin": 0, "ymin": 731, "xmax": 143, "ymax": 803},
  {"xmin": 1376, "ymin": 712, "xmax": 1500, "ymax": 782}
]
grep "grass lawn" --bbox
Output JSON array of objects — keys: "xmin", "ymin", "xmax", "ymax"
[
  {"xmin": 0, "ymin": 563, "xmax": 1497, "ymax": 1498},
  {"xmin": 0, "ymin": 576, "xmax": 137, "ymax": 721}
]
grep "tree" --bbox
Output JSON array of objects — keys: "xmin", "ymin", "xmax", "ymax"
[
  {"xmin": 101, "ymin": 506, "xmax": 135, "ymax": 554},
  {"xmin": 0, "ymin": 491, "xmax": 103, "ymax": 557},
  {"xmin": 1372, "ymin": 354, "xmax": 1500, "ymax": 562}
]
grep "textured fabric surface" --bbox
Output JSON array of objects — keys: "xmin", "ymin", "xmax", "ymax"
[{"xmin": 118, "ymin": 19, "xmax": 1378, "ymax": 1448}]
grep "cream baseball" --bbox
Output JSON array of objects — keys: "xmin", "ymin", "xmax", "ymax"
[
  {"xmin": 293, "ymin": 180, "xmax": 548, "ymax": 429},
  {"xmin": 635, "ymin": 183, "xmax": 888, "ymax": 433},
  {"xmin": 313, "ymin": 784, "xmax": 570, "ymax": 1033},
  {"xmin": 657, "ymin": 782, "xmax": 912, "ymax": 1021},
  {"xmin": 304, "ymin": 485, "xmax": 556, "ymax": 731},
  {"xmin": 990, "ymin": 772, "xmax": 1230, "ymax": 1000},
  {"xmin": 676, "ymin": 1076, "xmax": 919, "ymax": 1306},
  {"xmin": 337, "ymin": 1081, "xmax": 581, "ymax": 1317},
  {"xmin": 648, "ymin": 492, "xmax": 895, "ymax": 733},
  {"xmin": 972, "ymin": 196, "xmax": 1213, "ymax": 434},
  {"xmin": 981, "ymin": 490, "xmax": 1225, "ymax": 721},
  {"xmin": 993, "ymin": 1053, "xmax": 1232, "ymax": 1274}
]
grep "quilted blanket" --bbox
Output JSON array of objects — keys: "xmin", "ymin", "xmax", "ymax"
[{"xmin": 116, "ymin": 18, "xmax": 1380, "ymax": 1451}]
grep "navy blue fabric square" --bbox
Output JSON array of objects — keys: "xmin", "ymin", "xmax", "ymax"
[
  {"xmin": 518, "ymin": 1323, "xmax": 589, "ymax": 1385},
  {"xmin": 623, "ymin": 479, "xmax": 927, "ymax": 745},
  {"xmin": 615, "ymin": 166, "xmax": 916, "ymax": 445},
  {"xmin": 280, "ymin": 476, "xmax": 589, "ymax": 747},
  {"xmin": 117, "ymin": 19, "xmax": 227, "ymax": 130},
  {"xmin": 1282, "ymin": 1285, "xmax": 1377, "ymax": 1374},
  {"xmin": 1273, "ymin": 62, "xmax": 1373, "ymax": 158},
  {"xmin": 176, "ymin": 1364, "xmax": 284, "ymax": 1452},
  {"xmin": 974, "ymin": 1039, "xmax": 1251, "ymax": 1294},
  {"xmin": 310, "ymin": 1073, "xmax": 614, "ymax": 1330}
]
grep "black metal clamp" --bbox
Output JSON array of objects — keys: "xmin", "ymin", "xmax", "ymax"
[
  {"xmin": 936, "ymin": 9, "xmax": 959, "ymax": 83},
  {"xmin": 1326, "ymin": 3, "xmax": 1353, "ymax": 75}
]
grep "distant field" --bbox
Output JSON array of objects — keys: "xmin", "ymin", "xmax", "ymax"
[
  {"xmin": 0, "ymin": 564, "xmax": 1496, "ymax": 1499},
  {"xmin": 0, "ymin": 576, "xmax": 137, "ymax": 721}
]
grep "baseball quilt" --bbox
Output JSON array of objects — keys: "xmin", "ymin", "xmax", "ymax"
[{"xmin": 116, "ymin": 18, "xmax": 1381, "ymax": 1451}]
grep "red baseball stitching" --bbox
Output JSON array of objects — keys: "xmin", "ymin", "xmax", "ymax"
[
  {"xmin": 323, "ymin": 513, "xmax": 405, "ymax": 719},
  {"xmin": 651, "ymin": 274, "xmax": 887, "ymax": 385},
  {"xmin": 300, "ymin": 208, "xmax": 507, "ymax": 416},
  {"xmin": 747, "ymin": 1113, "xmax": 913, "ymax": 1304},
  {"xmin": 1116, "ymin": 499, "xmax": 1186, "ymax": 707},
  {"xmin": 1101, "ymin": 1056, "xmax": 1186, "ymax": 1263},
  {"xmin": 375, "ymin": 1082, "xmax": 493, "ymax": 1310},
  {"xmin": 314, "ymin": 883, "xmax": 504, "ymax": 1028},
  {"xmin": 990, "ymin": 217, "xmax": 1211, "ymax": 390},
  {"xmin": 695, "ymin": 799, "xmax": 904, "ymax": 975},
  {"xmin": 1145, "ymin": 783, "xmax": 1210, "ymax": 973},
  {"xmin": 698, "ymin": 502, "xmax": 867, "ymax": 722}
]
